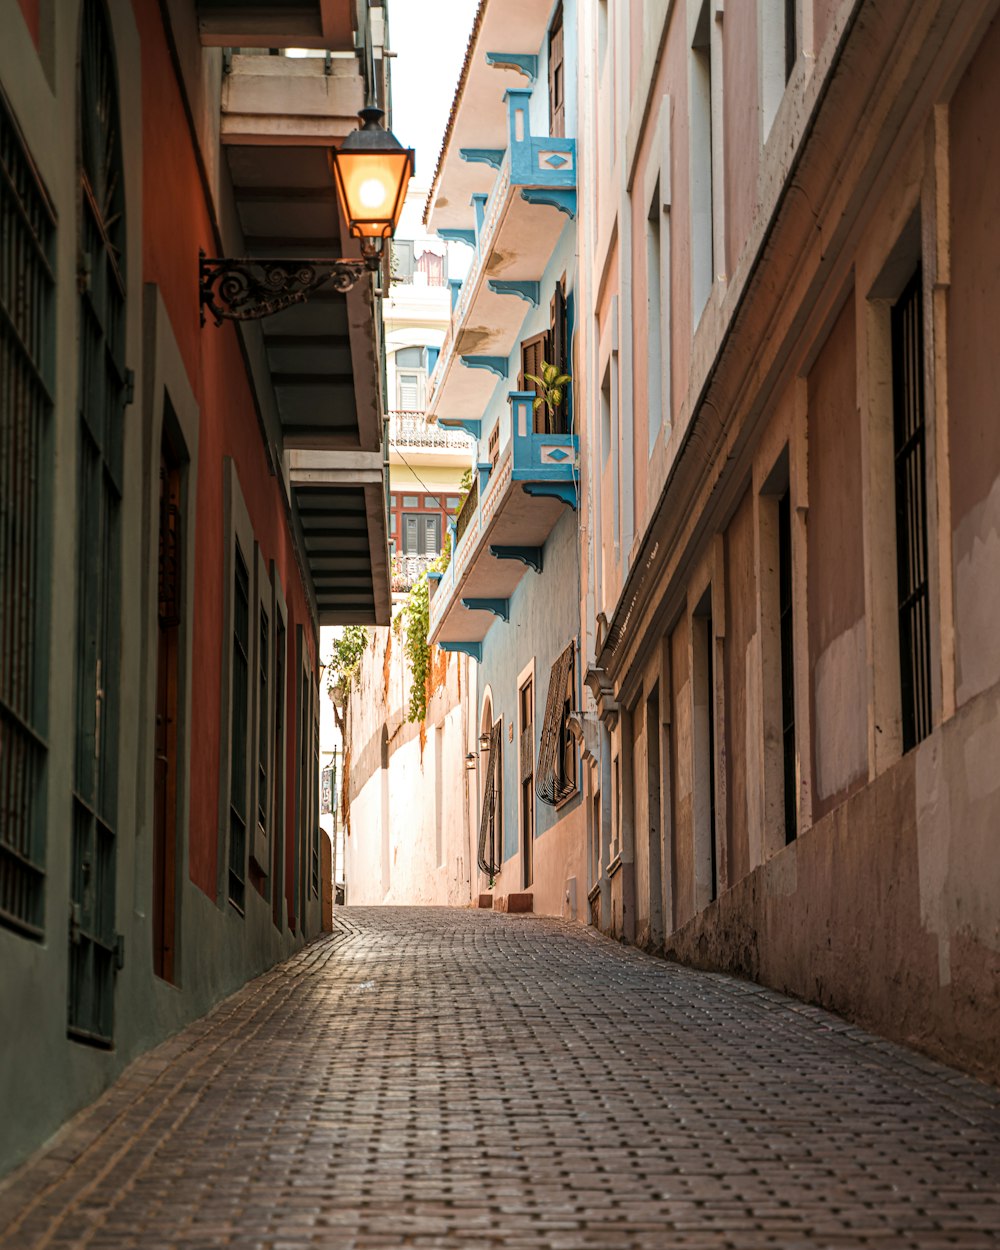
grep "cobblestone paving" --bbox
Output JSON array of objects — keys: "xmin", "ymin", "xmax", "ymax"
[{"xmin": 2, "ymin": 908, "xmax": 999, "ymax": 1250}]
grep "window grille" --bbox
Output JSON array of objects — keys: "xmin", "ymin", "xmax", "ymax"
[
  {"xmin": 536, "ymin": 642, "xmax": 576, "ymax": 806},
  {"xmin": 310, "ymin": 685, "xmax": 320, "ymax": 898},
  {"xmin": 0, "ymin": 88, "xmax": 55, "ymax": 938},
  {"xmin": 478, "ymin": 721, "xmax": 502, "ymax": 876},
  {"xmin": 257, "ymin": 606, "xmax": 269, "ymax": 836},
  {"xmin": 778, "ymin": 489, "xmax": 796, "ymax": 843},
  {"xmin": 70, "ymin": 0, "xmax": 127, "ymax": 1047},
  {"xmin": 892, "ymin": 269, "xmax": 932, "ymax": 751},
  {"xmin": 228, "ymin": 548, "xmax": 250, "ymax": 911}
]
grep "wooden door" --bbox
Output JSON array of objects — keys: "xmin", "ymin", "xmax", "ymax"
[{"xmin": 520, "ymin": 680, "xmax": 535, "ymax": 888}]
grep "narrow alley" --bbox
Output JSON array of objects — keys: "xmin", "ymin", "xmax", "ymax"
[{"xmin": 1, "ymin": 909, "xmax": 998, "ymax": 1250}]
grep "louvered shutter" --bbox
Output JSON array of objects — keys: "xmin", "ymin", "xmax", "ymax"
[
  {"xmin": 536, "ymin": 643, "xmax": 576, "ymax": 805},
  {"xmin": 478, "ymin": 721, "xmax": 503, "ymax": 875},
  {"xmin": 549, "ymin": 6, "xmax": 565, "ymax": 138}
]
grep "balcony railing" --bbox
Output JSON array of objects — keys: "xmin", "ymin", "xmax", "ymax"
[
  {"xmin": 388, "ymin": 411, "xmax": 471, "ymax": 451},
  {"xmin": 391, "ymin": 552, "xmax": 439, "ymax": 594},
  {"xmin": 454, "ymin": 472, "xmax": 479, "ymax": 544},
  {"xmin": 427, "ymin": 89, "xmax": 576, "ymax": 419}
]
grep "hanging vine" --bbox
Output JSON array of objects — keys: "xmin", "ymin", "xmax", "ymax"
[{"xmin": 399, "ymin": 537, "xmax": 451, "ymax": 723}]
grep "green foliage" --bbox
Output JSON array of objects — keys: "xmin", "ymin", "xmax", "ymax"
[
  {"xmin": 400, "ymin": 546, "xmax": 450, "ymax": 723},
  {"xmin": 325, "ymin": 625, "xmax": 370, "ymax": 696},
  {"xmin": 524, "ymin": 359, "xmax": 572, "ymax": 416}
]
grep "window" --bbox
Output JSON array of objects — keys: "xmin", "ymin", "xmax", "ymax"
[
  {"xmin": 647, "ymin": 181, "xmax": 664, "ymax": 450},
  {"xmin": 416, "ymin": 249, "xmax": 445, "ymax": 286},
  {"xmin": 402, "ymin": 495, "xmax": 419, "ymax": 508},
  {"xmin": 488, "ymin": 423, "xmax": 500, "ymax": 468},
  {"xmin": 692, "ymin": 590, "xmax": 718, "ymax": 904},
  {"xmin": 228, "ymin": 546, "xmax": 251, "ymax": 912},
  {"xmin": 546, "ymin": 278, "xmax": 571, "ymax": 436},
  {"xmin": 396, "ymin": 370, "xmax": 425, "ymax": 410},
  {"xmin": 520, "ymin": 330, "xmax": 551, "ymax": 434},
  {"xmin": 0, "ymin": 89, "xmax": 55, "ymax": 939},
  {"xmin": 255, "ymin": 602, "xmax": 269, "ymax": 853},
  {"xmin": 477, "ymin": 719, "xmax": 503, "ymax": 878},
  {"xmin": 777, "ymin": 488, "xmax": 796, "ymax": 842},
  {"xmin": 761, "ymin": 0, "xmax": 797, "ymax": 138},
  {"xmin": 536, "ymin": 642, "xmax": 578, "ymax": 806},
  {"xmin": 401, "ymin": 513, "xmax": 441, "ymax": 556},
  {"xmin": 519, "ymin": 679, "xmax": 535, "ymax": 888},
  {"xmin": 892, "ymin": 268, "xmax": 932, "ymax": 751},
  {"xmin": 70, "ymin": 0, "xmax": 128, "ymax": 1046},
  {"xmin": 446, "ymin": 496, "xmax": 461, "ymax": 510},
  {"xmin": 690, "ymin": 0, "xmax": 715, "ymax": 322},
  {"xmin": 391, "ymin": 239, "xmax": 414, "ymax": 280},
  {"xmin": 548, "ymin": 3, "xmax": 565, "ymax": 137}
]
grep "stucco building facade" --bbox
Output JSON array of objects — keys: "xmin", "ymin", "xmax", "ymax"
[
  {"xmin": 0, "ymin": 0, "xmax": 395, "ymax": 1173},
  {"xmin": 573, "ymin": 0, "xmax": 1000, "ymax": 1081},
  {"xmin": 423, "ymin": 0, "xmax": 588, "ymax": 920}
]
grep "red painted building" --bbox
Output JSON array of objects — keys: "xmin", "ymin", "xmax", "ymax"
[{"xmin": 0, "ymin": 0, "xmax": 391, "ymax": 1174}]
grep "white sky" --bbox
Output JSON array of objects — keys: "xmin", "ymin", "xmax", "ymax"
[{"xmin": 387, "ymin": 0, "xmax": 480, "ymax": 189}]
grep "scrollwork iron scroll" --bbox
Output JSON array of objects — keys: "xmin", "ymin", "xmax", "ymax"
[{"xmin": 199, "ymin": 252, "xmax": 374, "ymax": 325}]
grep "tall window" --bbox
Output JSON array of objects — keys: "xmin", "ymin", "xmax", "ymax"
[
  {"xmin": 646, "ymin": 180, "xmax": 664, "ymax": 451},
  {"xmin": 761, "ymin": 0, "xmax": 797, "ymax": 137},
  {"xmin": 548, "ymin": 3, "xmax": 565, "ymax": 137},
  {"xmin": 394, "ymin": 346, "xmax": 426, "ymax": 410},
  {"xmin": 0, "ymin": 92, "xmax": 55, "ymax": 939},
  {"xmin": 693, "ymin": 593, "xmax": 717, "ymax": 904},
  {"xmin": 70, "ymin": 0, "xmax": 127, "ymax": 1045},
  {"xmin": 892, "ymin": 269, "xmax": 932, "ymax": 751},
  {"xmin": 777, "ymin": 488, "xmax": 797, "ymax": 842},
  {"xmin": 228, "ymin": 546, "xmax": 250, "ymax": 912},
  {"xmin": 690, "ymin": 0, "xmax": 714, "ymax": 322}
]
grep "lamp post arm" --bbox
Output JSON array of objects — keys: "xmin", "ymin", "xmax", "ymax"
[{"xmin": 199, "ymin": 253, "xmax": 377, "ymax": 326}]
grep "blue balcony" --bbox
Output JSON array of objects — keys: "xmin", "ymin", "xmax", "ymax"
[
  {"xmin": 427, "ymin": 90, "xmax": 576, "ymax": 427},
  {"xmin": 429, "ymin": 394, "xmax": 578, "ymax": 655}
]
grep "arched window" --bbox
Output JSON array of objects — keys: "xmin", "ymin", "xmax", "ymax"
[{"xmin": 70, "ymin": 0, "xmax": 127, "ymax": 1047}]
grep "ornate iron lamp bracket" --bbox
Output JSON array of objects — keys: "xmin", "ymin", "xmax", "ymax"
[{"xmin": 199, "ymin": 251, "xmax": 375, "ymax": 325}]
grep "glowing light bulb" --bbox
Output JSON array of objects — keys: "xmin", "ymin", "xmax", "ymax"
[{"xmin": 358, "ymin": 178, "xmax": 388, "ymax": 210}]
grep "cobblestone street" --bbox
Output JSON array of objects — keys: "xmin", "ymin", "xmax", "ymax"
[{"xmin": 1, "ymin": 908, "xmax": 999, "ymax": 1250}]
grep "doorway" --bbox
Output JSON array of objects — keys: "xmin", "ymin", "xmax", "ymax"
[{"xmin": 153, "ymin": 441, "xmax": 182, "ymax": 982}]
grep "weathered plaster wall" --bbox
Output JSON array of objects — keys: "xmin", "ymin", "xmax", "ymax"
[
  {"xmin": 479, "ymin": 508, "xmax": 587, "ymax": 919},
  {"xmin": 0, "ymin": 0, "xmax": 320, "ymax": 1177},
  {"xmin": 947, "ymin": 14, "xmax": 1000, "ymax": 711},
  {"xmin": 807, "ymin": 296, "xmax": 867, "ymax": 819},
  {"xmin": 664, "ymin": 680, "xmax": 1000, "ymax": 1084},
  {"xmin": 344, "ymin": 632, "xmax": 472, "ymax": 906}
]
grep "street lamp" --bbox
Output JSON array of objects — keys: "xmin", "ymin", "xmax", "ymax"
[
  {"xmin": 200, "ymin": 106, "xmax": 414, "ymax": 325},
  {"xmin": 329, "ymin": 106, "xmax": 414, "ymax": 265}
]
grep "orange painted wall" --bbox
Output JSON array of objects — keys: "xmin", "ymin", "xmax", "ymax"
[
  {"xmin": 131, "ymin": 0, "xmax": 316, "ymax": 922},
  {"xmin": 16, "ymin": 0, "xmax": 40, "ymax": 46}
]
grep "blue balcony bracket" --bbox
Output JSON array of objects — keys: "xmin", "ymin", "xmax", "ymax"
[
  {"xmin": 485, "ymin": 52, "xmax": 538, "ymax": 82},
  {"xmin": 427, "ymin": 570, "xmax": 443, "ymax": 596},
  {"xmin": 438, "ymin": 641, "xmax": 483, "ymax": 663},
  {"xmin": 438, "ymin": 228, "xmax": 477, "ymax": 248},
  {"xmin": 438, "ymin": 418, "xmax": 482, "ymax": 439},
  {"xmin": 462, "ymin": 598, "xmax": 510, "ymax": 622},
  {"xmin": 460, "ymin": 148, "xmax": 505, "ymax": 170},
  {"xmin": 448, "ymin": 277, "xmax": 463, "ymax": 310},
  {"xmin": 462, "ymin": 356, "xmax": 507, "ymax": 378},
  {"xmin": 472, "ymin": 193, "xmax": 489, "ymax": 244},
  {"xmin": 520, "ymin": 187, "xmax": 577, "ymax": 219},
  {"xmin": 522, "ymin": 481, "xmax": 578, "ymax": 510},
  {"xmin": 477, "ymin": 460, "xmax": 494, "ymax": 494},
  {"xmin": 488, "ymin": 279, "xmax": 540, "ymax": 307},
  {"xmin": 490, "ymin": 545, "xmax": 544, "ymax": 574}
]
